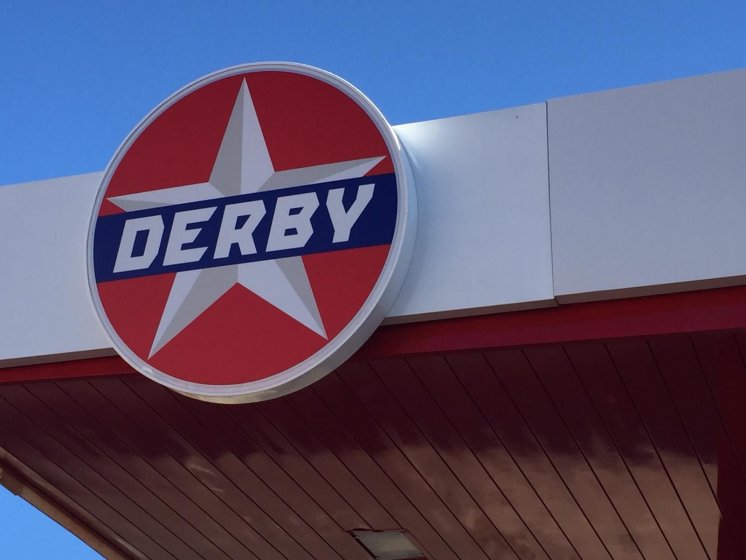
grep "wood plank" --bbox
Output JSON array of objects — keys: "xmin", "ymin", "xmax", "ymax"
[
  {"xmin": 174, "ymin": 389, "xmax": 369, "ymax": 560},
  {"xmin": 446, "ymin": 351, "xmax": 610, "ymax": 559},
  {"xmin": 608, "ymin": 338, "xmax": 720, "ymax": 558},
  {"xmin": 694, "ymin": 333, "xmax": 746, "ymax": 479},
  {"xmin": 568, "ymin": 342, "xmax": 707, "ymax": 560},
  {"xmin": 334, "ymin": 361, "xmax": 506, "ymax": 558},
  {"xmin": 61, "ymin": 378, "xmax": 263, "ymax": 560},
  {"xmin": 345, "ymin": 358, "xmax": 518, "ymax": 560},
  {"xmin": 20, "ymin": 381, "xmax": 216, "ymax": 560},
  {"xmin": 0, "ymin": 393, "xmax": 171, "ymax": 560},
  {"xmin": 125, "ymin": 380, "xmax": 336, "ymax": 560},
  {"xmin": 372, "ymin": 356, "xmax": 544, "ymax": 559},
  {"xmin": 527, "ymin": 344, "xmax": 670, "ymax": 560},
  {"xmin": 407, "ymin": 353, "xmax": 572, "ymax": 559},
  {"xmin": 229, "ymin": 399, "xmax": 394, "ymax": 530},
  {"xmin": 650, "ymin": 334, "xmax": 746, "ymax": 557},
  {"xmin": 486, "ymin": 348, "xmax": 631, "ymax": 560},
  {"xmin": 0, "ymin": 447, "xmax": 138, "ymax": 559},
  {"xmin": 288, "ymin": 372, "xmax": 467, "ymax": 560},
  {"xmin": 411, "ymin": 353, "xmax": 580, "ymax": 559},
  {"xmin": 105, "ymin": 376, "xmax": 293, "ymax": 560},
  {"xmin": 695, "ymin": 333, "xmax": 746, "ymax": 560}
]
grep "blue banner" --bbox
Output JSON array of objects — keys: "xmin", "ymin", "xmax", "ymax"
[{"xmin": 94, "ymin": 174, "xmax": 397, "ymax": 282}]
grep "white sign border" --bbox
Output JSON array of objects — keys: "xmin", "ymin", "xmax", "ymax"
[{"xmin": 86, "ymin": 62, "xmax": 417, "ymax": 403}]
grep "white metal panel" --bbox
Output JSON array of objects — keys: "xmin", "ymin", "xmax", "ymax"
[
  {"xmin": 5, "ymin": 69, "xmax": 746, "ymax": 364},
  {"xmin": 0, "ymin": 105, "xmax": 555, "ymax": 364},
  {"xmin": 0, "ymin": 173, "xmax": 112, "ymax": 365},
  {"xmin": 549, "ymin": 69, "xmax": 746, "ymax": 302},
  {"xmin": 388, "ymin": 104, "xmax": 555, "ymax": 321}
]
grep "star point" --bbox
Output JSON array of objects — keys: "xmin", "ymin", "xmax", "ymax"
[{"xmin": 109, "ymin": 80, "xmax": 383, "ymax": 357}]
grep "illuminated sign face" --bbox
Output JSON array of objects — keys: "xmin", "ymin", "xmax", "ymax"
[{"xmin": 87, "ymin": 63, "xmax": 415, "ymax": 402}]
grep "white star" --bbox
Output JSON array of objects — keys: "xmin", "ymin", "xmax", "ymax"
[{"xmin": 110, "ymin": 80, "xmax": 384, "ymax": 357}]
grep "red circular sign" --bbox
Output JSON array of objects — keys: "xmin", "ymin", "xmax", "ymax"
[{"xmin": 87, "ymin": 63, "xmax": 415, "ymax": 402}]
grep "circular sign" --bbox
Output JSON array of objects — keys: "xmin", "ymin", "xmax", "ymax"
[{"xmin": 87, "ymin": 63, "xmax": 416, "ymax": 403}]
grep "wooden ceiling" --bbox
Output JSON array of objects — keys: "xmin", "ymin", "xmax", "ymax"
[{"xmin": 1, "ymin": 329, "xmax": 744, "ymax": 559}]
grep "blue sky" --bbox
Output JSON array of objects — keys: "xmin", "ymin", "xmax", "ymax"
[{"xmin": 1, "ymin": 0, "xmax": 745, "ymax": 557}]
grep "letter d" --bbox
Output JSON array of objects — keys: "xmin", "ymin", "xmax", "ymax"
[{"xmin": 113, "ymin": 215, "xmax": 164, "ymax": 273}]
